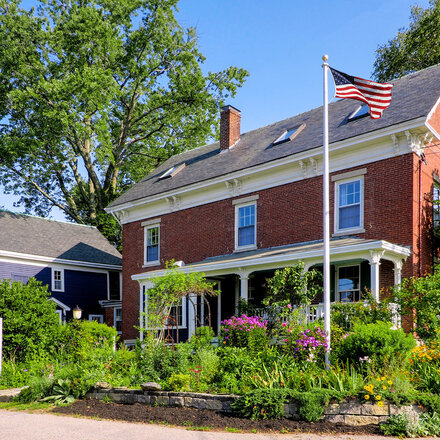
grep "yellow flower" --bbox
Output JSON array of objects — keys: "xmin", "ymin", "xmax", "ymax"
[
  {"xmin": 387, "ymin": 380, "xmax": 393, "ymax": 385},
  {"xmin": 382, "ymin": 385, "xmax": 387, "ymax": 390},
  {"xmin": 364, "ymin": 394, "xmax": 370, "ymax": 400},
  {"xmin": 377, "ymin": 401, "xmax": 384, "ymax": 407},
  {"xmin": 375, "ymin": 395, "xmax": 382, "ymax": 401},
  {"xmin": 381, "ymin": 376, "xmax": 386, "ymax": 381}
]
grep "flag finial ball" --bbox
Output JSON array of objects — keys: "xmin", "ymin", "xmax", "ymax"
[{"xmin": 322, "ymin": 54, "xmax": 329, "ymax": 62}]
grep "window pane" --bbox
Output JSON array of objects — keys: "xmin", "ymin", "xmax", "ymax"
[
  {"xmin": 339, "ymin": 181, "xmax": 360, "ymax": 207},
  {"xmin": 147, "ymin": 227, "xmax": 158, "ymax": 246},
  {"xmin": 338, "ymin": 266, "xmax": 360, "ymax": 303},
  {"xmin": 147, "ymin": 245, "xmax": 158, "ymax": 262},
  {"xmin": 239, "ymin": 205, "xmax": 255, "ymax": 227},
  {"xmin": 339, "ymin": 205, "xmax": 360, "ymax": 229},
  {"xmin": 238, "ymin": 225, "xmax": 255, "ymax": 246}
]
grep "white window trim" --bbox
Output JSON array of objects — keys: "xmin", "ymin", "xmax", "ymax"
[
  {"xmin": 334, "ymin": 176, "xmax": 364, "ymax": 235},
  {"xmin": 336, "ymin": 264, "xmax": 361, "ymax": 302},
  {"xmin": 144, "ymin": 294, "xmax": 187, "ymax": 330},
  {"xmin": 234, "ymin": 201, "xmax": 257, "ymax": 251},
  {"xmin": 89, "ymin": 314, "xmax": 104, "ymax": 323},
  {"xmin": 114, "ymin": 307, "xmax": 122, "ymax": 334},
  {"xmin": 143, "ymin": 224, "xmax": 160, "ymax": 266},
  {"xmin": 51, "ymin": 268, "xmax": 65, "ymax": 292}
]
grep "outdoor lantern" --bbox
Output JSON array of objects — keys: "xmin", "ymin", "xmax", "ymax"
[{"xmin": 72, "ymin": 305, "xmax": 83, "ymax": 320}]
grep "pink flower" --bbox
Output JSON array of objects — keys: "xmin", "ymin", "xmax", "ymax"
[
  {"xmin": 287, "ymin": 304, "xmax": 292, "ymax": 309},
  {"xmin": 282, "ymin": 322, "xmax": 287, "ymax": 327}
]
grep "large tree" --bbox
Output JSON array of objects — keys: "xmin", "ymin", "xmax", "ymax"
[
  {"xmin": 374, "ymin": 0, "xmax": 440, "ymax": 82},
  {"xmin": 0, "ymin": 0, "xmax": 248, "ymax": 247}
]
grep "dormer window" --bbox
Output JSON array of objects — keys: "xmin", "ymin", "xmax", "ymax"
[
  {"xmin": 348, "ymin": 104, "xmax": 369, "ymax": 121},
  {"xmin": 273, "ymin": 123, "xmax": 306, "ymax": 145},
  {"xmin": 159, "ymin": 163, "xmax": 185, "ymax": 179}
]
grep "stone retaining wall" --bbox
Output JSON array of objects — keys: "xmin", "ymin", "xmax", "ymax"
[{"xmin": 86, "ymin": 386, "xmax": 421, "ymax": 426}]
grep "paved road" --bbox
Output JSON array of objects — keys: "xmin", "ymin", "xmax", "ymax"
[{"xmin": 0, "ymin": 409, "xmax": 430, "ymax": 440}]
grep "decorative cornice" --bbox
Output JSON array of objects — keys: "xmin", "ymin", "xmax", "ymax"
[
  {"xmin": 405, "ymin": 130, "xmax": 434, "ymax": 157},
  {"xmin": 166, "ymin": 195, "xmax": 181, "ymax": 212},
  {"xmin": 225, "ymin": 178, "xmax": 242, "ymax": 196}
]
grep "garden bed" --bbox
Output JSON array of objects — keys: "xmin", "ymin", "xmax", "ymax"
[{"xmin": 53, "ymin": 399, "xmax": 382, "ymax": 434}]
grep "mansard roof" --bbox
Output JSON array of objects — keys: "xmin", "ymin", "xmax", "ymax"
[
  {"xmin": 109, "ymin": 64, "xmax": 440, "ymax": 210},
  {"xmin": 0, "ymin": 210, "xmax": 121, "ymax": 267}
]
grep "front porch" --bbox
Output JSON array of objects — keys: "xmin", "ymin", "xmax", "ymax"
[{"xmin": 133, "ymin": 237, "xmax": 410, "ymax": 340}]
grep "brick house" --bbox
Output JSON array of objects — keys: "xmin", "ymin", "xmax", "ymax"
[
  {"xmin": 107, "ymin": 64, "xmax": 440, "ymax": 344},
  {"xmin": 0, "ymin": 210, "xmax": 122, "ymax": 329}
]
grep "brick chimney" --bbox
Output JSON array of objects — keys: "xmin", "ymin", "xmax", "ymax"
[{"xmin": 220, "ymin": 105, "xmax": 241, "ymax": 150}]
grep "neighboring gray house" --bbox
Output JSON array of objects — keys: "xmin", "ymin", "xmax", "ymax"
[{"xmin": 0, "ymin": 210, "xmax": 122, "ymax": 325}]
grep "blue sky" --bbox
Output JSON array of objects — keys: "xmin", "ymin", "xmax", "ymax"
[{"xmin": 1, "ymin": 0, "xmax": 430, "ymax": 219}]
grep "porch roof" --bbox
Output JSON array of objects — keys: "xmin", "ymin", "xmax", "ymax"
[{"xmin": 132, "ymin": 237, "xmax": 411, "ymax": 282}]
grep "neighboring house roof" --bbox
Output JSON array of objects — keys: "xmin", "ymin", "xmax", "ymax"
[
  {"xmin": 0, "ymin": 210, "xmax": 122, "ymax": 267},
  {"xmin": 108, "ymin": 63, "xmax": 440, "ymax": 210}
]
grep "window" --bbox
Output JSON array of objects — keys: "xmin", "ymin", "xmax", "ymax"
[
  {"xmin": 235, "ymin": 202, "xmax": 257, "ymax": 249},
  {"xmin": 167, "ymin": 299, "xmax": 185, "ymax": 327},
  {"xmin": 52, "ymin": 269, "xmax": 64, "ymax": 292},
  {"xmin": 335, "ymin": 177, "xmax": 364, "ymax": 233},
  {"xmin": 348, "ymin": 104, "xmax": 369, "ymax": 121},
  {"xmin": 108, "ymin": 271, "xmax": 121, "ymax": 300},
  {"xmin": 114, "ymin": 307, "xmax": 122, "ymax": 333},
  {"xmin": 144, "ymin": 225, "xmax": 160, "ymax": 264},
  {"xmin": 433, "ymin": 183, "xmax": 440, "ymax": 230},
  {"xmin": 89, "ymin": 314, "xmax": 104, "ymax": 323},
  {"xmin": 337, "ymin": 265, "xmax": 361, "ymax": 302}
]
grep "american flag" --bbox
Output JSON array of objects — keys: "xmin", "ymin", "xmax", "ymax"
[{"xmin": 329, "ymin": 67, "xmax": 393, "ymax": 119}]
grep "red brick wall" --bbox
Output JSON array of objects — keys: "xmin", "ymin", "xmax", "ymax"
[
  {"xmin": 104, "ymin": 307, "xmax": 114, "ymax": 328},
  {"xmin": 121, "ymin": 154, "xmax": 427, "ymax": 339}
]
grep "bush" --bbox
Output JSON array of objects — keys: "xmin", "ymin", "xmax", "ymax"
[
  {"xmin": 231, "ymin": 388, "xmax": 291, "ymax": 420},
  {"xmin": 220, "ymin": 315, "xmax": 269, "ymax": 351},
  {"xmin": 331, "ymin": 297, "xmax": 392, "ymax": 332},
  {"xmin": 0, "ymin": 278, "xmax": 60, "ymax": 361},
  {"xmin": 336, "ymin": 321, "xmax": 415, "ymax": 370},
  {"xmin": 393, "ymin": 269, "xmax": 440, "ymax": 340},
  {"xmin": 294, "ymin": 390, "xmax": 331, "ymax": 422},
  {"xmin": 167, "ymin": 373, "xmax": 191, "ymax": 392},
  {"xmin": 380, "ymin": 413, "xmax": 410, "ymax": 437}
]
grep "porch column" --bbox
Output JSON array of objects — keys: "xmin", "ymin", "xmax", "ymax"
[
  {"xmin": 393, "ymin": 259, "xmax": 404, "ymax": 286},
  {"xmin": 369, "ymin": 251, "xmax": 384, "ymax": 302},
  {"xmin": 187, "ymin": 294, "xmax": 197, "ymax": 339},
  {"xmin": 238, "ymin": 268, "xmax": 250, "ymax": 302}
]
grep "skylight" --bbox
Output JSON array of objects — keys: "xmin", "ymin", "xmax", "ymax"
[
  {"xmin": 348, "ymin": 104, "xmax": 370, "ymax": 121},
  {"xmin": 159, "ymin": 163, "xmax": 185, "ymax": 179},
  {"xmin": 273, "ymin": 129, "xmax": 297, "ymax": 145}
]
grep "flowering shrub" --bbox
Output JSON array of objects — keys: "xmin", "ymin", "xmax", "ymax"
[
  {"xmin": 281, "ymin": 325, "xmax": 328, "ymax": 363},
  {"xmin": 361, "ymin": 375, "xmax": 394, "ymax": 407},
  {"xmin": 409, "ymin": 340, "xmax": 440, "ymax": 393},
  {"xmin": 220, "ymin": 315, "xmax": 268, "ymax": 351}
]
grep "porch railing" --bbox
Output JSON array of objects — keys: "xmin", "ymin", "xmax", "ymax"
[{"xmin": 248, "ymin": 302, "xmax": 401, "ymax": 327}]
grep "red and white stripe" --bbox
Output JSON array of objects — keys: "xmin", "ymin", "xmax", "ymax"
[{"xmin": 335, "ymin": 76, "xmax": 393, "ymax": 119}]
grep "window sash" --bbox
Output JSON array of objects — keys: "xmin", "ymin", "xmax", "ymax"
[
  {"xmin": 145, "ymin": 226, "xmax": 160, "ymax": 263},
  {"xmin": 236, "ymin": 204, "xmax": 256, "ymax": 248},
  {"xmin": 336, "ymin": 178, "xmax": 362, "ymax": 231}
]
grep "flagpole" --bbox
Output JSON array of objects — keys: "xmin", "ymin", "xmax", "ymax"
[{"xmin": 322, "ymin": 54, "xmax": 331, "ymax": 368}]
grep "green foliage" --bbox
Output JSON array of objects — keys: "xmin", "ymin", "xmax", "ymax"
[
  {"xmin": 417, "ymin": 412, "xmax": 440, "ymax": 437},
  {"xmin": 193, "ymin": 348, "xmax": 220, "ymax": 385},
  {"xmin": 232, "ymin": 388, "xmax": 331, "ymax": 422},
  {"xmin": 167, "ymin": 373, "xmax": 191, "ymax": 392},
  {"xmin": 0, "ymin": 0, "xmax": 248, "ymax": 245},
  {"xmin": 16, "ymin": 377, "xmax": 53, "ymax": 403},
  {"xmin": 188, "ymin": 326, "xmax": 215, "ymax": 352},
  {"xmin": 0, "ymin": 278, "xmax": 60, "ymax": 361},
  {"xmin": 143, "ymin": 263, "xmax": 218, "ymax": 337},
  {"xmin": 336, "ymin": 322, "xmax": 416, "ymax": 371},
  {"xmin": 330, "ymin": 295, "xmax": 393, "ymax": 332},
  {"xmin": 41, "ymin": 379, "xmax": 77, "ymax": 405},
  {"xmin": 294, "ymin": 390, "xmax": 331, "ymax": 422},
  {"xmin": 231, "ymin": 388, "xmax": 291, "ymax": 420},
  {"xmin": 380, "ymin": 413, "xmax": 410, "ymax": 436},
  {"xmin": 220, "ymin": 315, "xmax": 269, "ymax": 352},
  {"xmin": 264, "ymin": 262, "xmax": 322, "ymax": 311},
  {"xmin": 393, "ymin": 269, "xmax": 440, "ymax": 340},
  {"xmin": 374, "ymin": 1, "xmax": 440, "ymax": 82}
]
